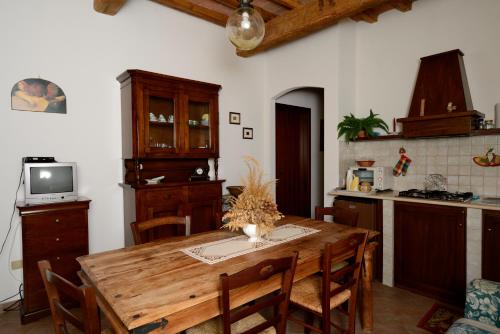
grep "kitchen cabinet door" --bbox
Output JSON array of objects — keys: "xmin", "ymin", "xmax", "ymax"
[
  {"xmin": 394, "ymin": 202, "xmax": 466, "ymax": 305},
  {"xmin": 482, "ymin": 210, "xmax": 500, "ymax": 282},
  {"xmin": 334, "ymin": 196, "xmax": 383, "ymax": 281}
]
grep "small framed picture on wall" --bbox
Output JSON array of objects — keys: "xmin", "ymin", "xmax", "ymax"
[
  {"xmin": 229, "ymin": 112, "xmax": 241, "ymax": 124},
  {"xmin": 243, "ymin": 127, "xmax": 253, "ymax": 139}
]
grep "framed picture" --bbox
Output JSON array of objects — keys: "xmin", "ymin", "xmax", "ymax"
[
  {"xmin": 11, "ymin": 78, "xmax": 66, "ymax": 114},
  {"xmin": 243, "ymin": 127, "xmax": 253, "ymax": 139},
  {"xmin": 229, "ymin": 112, "xmax": 241, "ymax": 124}
]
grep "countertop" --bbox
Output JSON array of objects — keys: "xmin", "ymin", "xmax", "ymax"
[{"xmin": 328, "ymin": 189, "xmax": 500, "ymax": 211}]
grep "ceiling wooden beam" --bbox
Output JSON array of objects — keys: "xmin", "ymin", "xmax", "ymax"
[
  {"xmin": 390, "ymin": 0, "xmax": 413, "ymax": 12},
  {"xmin": 94, "ymin": 0, "xmax": 127, "ymax": 15},
  {"xmin": 212, "ymin": 0, "xmax": 277, "ymax": 21},
  {"xmin": 351, "ymin": 8, "xmax": 379, "ymax": 23},
  {"xmin": 350, "ymin": 0, "xmax": 413, "ymax": 23},
  {"xmin": 237, "ymin": 0, "xmax": 392, "ymax": 57},
  {"xmin": 150, "ymin": 0, "xmax": 228, "ymax": 26},
  {"xmin": 266, "ymin": 0, "xmax": 302, "ymax": 9}
]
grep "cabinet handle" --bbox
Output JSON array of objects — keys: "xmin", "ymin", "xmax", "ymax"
[
  {"xmin": 458, "ymin": 223, "xmax": 463, "ymax": 228},
  {"xmin": 349, "ymin": 205, "xmax": 356, "ymax": 209},
  {"xmin": 55, "ymin": 218, "xmax": 60, "ymax": 223},
  {"xmin": 55, "ymin": 237, "xmax": 60, "ymax": 242},
  {"xmin": 487, "ymin": 228, "xmax": 493, "ymax": 232},
  {"xmin": 56, "ymin": 256, "xmax": 61, "ymax": 261}
]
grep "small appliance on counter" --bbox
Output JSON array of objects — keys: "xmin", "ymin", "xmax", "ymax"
[{"xmin": 346, "ymin": 166, "xmax": 393, "ymax": 192}]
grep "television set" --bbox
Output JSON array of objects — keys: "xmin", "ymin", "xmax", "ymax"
[{"xmin": 24, "ymin": 162, "xmax": 78, "ymax": 204}]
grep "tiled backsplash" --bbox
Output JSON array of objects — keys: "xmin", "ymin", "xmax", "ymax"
[{"xmin": 339, "ymin": 135, "xmax": 500, "ymax": 196}]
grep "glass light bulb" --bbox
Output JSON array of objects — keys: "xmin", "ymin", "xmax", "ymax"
[
  {"xmin": 241, "ymin": 12, "xmax": 251, "ymax": 30},
  {"xmin": 226, "ymin": 6, "xmax": 265, "ymax": 51}
]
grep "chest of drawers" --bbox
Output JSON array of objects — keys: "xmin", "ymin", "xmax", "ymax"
[{"xmin": 17, "ymin": 198, "xmax": 91, "ymax": 323}]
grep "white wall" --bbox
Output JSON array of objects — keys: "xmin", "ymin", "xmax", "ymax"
[
  {"xmin": 276, "ymin": 89, "xmax": 325, "ymax": 217},
  {"xmin": 0, "ymin": 0, "xmax": 266, "ymax": 302},
  {"xmin": 263, "ymin": 25, "xmax": 345, "ymax": 208},
  {"xmin": 354, "ymin": 0, "xmax": 500, "ymax": 126}
]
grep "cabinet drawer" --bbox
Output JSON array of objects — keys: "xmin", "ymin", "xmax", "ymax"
[
  {"xmin": 188, "ymin": 184, "xmax": 221, "ymax": 202},
  {"xmin": 23, "ymin": 227, "xmax": 88, "ymax": 257},
  {"xmin": 23, "ymin": 211, "xmax": 87, "ymax": 237},
  {"xmin": 141, "ymin": 189, "xmax": 184, "ymax": 207},
  {"xmin": 23, "ymin": 251, "xmax": 85, "ymax": 312}
]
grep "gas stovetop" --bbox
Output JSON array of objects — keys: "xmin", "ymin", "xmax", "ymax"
[{"xmin": 398, "ymin": 189, "xmax": 474, "ymax": 202}]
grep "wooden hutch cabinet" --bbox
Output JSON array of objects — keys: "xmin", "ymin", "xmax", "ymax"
[
  {"xmin": 17, "ymin": 198, "xmax": 90, "ymax": 323},
  {"xmin": 118, "ymin": 70, "xmax": 224, "ymax": 245}
]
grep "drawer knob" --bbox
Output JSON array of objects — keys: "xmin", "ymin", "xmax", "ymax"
[
  {"xmin": 348, "ymin": 205, "xmax": 356, "ymax": 209},
  {"xmin": 56, "ymin": 256, "xmax": 61, "ymax": 261},
  {"xmin": 55, "ymin": 237, "xmax": 60, "ymax": 242},
  {"xmin": 487, "ymin": 228, "xmax": 493, "ymax": 232},
  {"xmin": 55, "ymin": 219, "xmax": 60, "ymax": 223}
]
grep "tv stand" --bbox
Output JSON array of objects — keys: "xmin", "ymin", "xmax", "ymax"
[{"xmin": 16, "ymin": 198, "xmax": 90, "ymax": 324}]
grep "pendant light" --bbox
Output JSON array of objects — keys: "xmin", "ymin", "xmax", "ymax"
[{"xmin": 226, "ymin": 0, "xmax": 265, "ymax": 51}]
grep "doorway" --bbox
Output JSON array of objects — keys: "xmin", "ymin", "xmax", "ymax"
[
  {"xmin": 275, "ymin": 103, "xmax": 311, "ymax": 217},
  {"xmin": 274, "ymin": 87, "xmax": 324, "ymax": 218}
]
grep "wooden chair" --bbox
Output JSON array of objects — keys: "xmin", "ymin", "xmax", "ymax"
[
  {"xmin": 314, "ymin": 206, "xmax": 359, "ymax": 227},
  {"xmin": 187, "ymin": 253, "xmax": 299, "ymax": 334},
  {"xmin": 288, "ymin": 233, "xmax": 368, "ymax": 334},
  {"xmin": 38, "ymin": 260, "xmax": 111, "ymax": 334},
  {"xmin": 130, "ymin": 215, "xmax": 191, "ymax": 245}
]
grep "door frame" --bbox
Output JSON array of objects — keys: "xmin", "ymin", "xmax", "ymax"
[{"xmin": 271, "ymin": 87, "xmax": 325, "ymax": 217}]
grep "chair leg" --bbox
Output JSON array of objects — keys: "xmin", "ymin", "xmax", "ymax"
[{"xmin": 304, "ymin": 311, "xmax": 314, "ymax": 334}]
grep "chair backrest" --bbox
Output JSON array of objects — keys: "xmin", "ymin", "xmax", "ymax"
[
  {"xmin": 314, "ymin": 206, "xmax": 359, "ymax": 227},
  {"xmin": 38, "ymin": 260, "xmax": 100, "ymax": 334},
  {"xmin": 131, "ymin": 215, "xmax": 191, "ymax": 245},
  {"xmin": 322, "ymin": 232, "xmax": 368, "ymax": 332},
  {"xmin": 221, "ymin": 252, "xmax": 299, "ymax": 334}
]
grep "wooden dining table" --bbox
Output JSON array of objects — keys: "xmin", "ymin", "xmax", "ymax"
[{"xmin": 77, "ymin": 216, "xmax": 379, "ymax": 334}]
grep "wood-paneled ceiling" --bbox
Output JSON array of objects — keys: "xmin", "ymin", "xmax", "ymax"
[{"xmin": 94, "ymin": 0, "xmax": 416, "ymax": 57}]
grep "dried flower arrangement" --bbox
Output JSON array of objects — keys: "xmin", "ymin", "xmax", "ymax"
[{"xmin": 222, "ymin": 156, "xmax": 283, "ymax": 237}]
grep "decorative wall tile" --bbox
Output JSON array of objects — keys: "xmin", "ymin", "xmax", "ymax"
[
  {"xmin": 459, "ymin": 165, "xmax": 471, "ymax": 176},
  {"xmin": 448, "ymin": 156, "xmax": 459, "ymax": 165},
  {"xmin": 339, "ymin": 134, "xmax": 500, "ymax": 196}
]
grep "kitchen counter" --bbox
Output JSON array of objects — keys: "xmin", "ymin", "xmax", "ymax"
[{"xmin": 328, "ymin": 189, "xmax": 500, "ymax": 211}]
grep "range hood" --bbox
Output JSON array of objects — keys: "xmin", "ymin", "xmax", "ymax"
[{"xmin": 397, "ymin": 49, "xmax": 484, "ymax": 138}]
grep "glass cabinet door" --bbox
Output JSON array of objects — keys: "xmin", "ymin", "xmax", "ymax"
[
  {"xmin": 187, "ymin": 99, "xmax": 211, "ymax": 151},
  {"xmin": 145, "ymin": 92, "xmax": 176, "ymax": 154}
]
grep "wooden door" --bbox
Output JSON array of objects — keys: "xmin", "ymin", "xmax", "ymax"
[
  {"xmin": 394, "ymin": 202, "xmax": 466, "ymax": 305},
  {"xmin": 275, "ymin": 103, "xmax": 311, "ymax": 217},
  {"xmin": 482, "ymin": 210, "xmax": 500, "ymax": 282}
]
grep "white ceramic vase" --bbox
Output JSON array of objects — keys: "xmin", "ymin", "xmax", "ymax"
[{"xmin": 242, "ymin": 224, "xmax": 261, "ymax": 242}]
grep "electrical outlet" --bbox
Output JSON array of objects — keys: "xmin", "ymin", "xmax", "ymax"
[{"xmin": 11, "ymin": 260, "xmax": 23, "ymax": 270}]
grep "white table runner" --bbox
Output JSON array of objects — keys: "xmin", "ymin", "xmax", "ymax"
[{"xmin": 182, "ymin": 224, "xmax": 320, "ymax": 265}]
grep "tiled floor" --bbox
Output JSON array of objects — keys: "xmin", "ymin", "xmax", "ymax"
[{"xmin": 0, "ymin": 282, "xmax": 437, "ymax": 333}]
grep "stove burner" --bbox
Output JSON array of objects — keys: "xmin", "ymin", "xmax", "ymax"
[{"xmin": 398, "ymin": 189, "xmax": 473, "ymax": 202}]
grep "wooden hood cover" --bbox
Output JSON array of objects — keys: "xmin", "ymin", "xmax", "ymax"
[{"xmin": 398, "ymin": 49, "xmax": 483, "ymax": 138}]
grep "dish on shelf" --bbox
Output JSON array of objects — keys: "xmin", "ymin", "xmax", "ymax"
[
  {"xmin": 356, "ymin": 160, "xmax": 375, "ymax": 167},
  {"xmin": 145, "ymin": 176, "xmax": 165, "ymax": 184}
]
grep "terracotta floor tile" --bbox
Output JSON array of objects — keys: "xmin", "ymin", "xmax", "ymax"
[{"xmin": 0, "ymin": 282, "xmax": 440, "ymax": 333}]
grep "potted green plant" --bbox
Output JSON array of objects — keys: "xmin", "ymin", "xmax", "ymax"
[{"xmin": 337, "ymin": 109, "xmax": 389, "ymax": 142}]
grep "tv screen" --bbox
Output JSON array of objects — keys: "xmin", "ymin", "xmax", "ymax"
[
  {"xmin": 30, "ymin": 166, "xmax": 74, "ymax": 194},
  {"xmin": 24, "ymin": 162, "xmax": 78, "ymax": 204}
]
